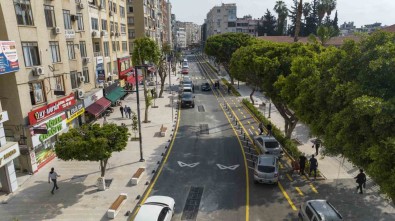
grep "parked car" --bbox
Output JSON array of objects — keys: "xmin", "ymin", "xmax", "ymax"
[
  {"xmin": 180, "ymin": 92, "xmax": 195, "ymax": 108},
  {"xmin": 253, "ymin": 155, "xmax": 279, "ymax": 184},
  {"xmin": 254, "ymin": 135, "xmax": 283, "ymax": 157},
  {"xmin": 298, "ymin": 199, "xmax": 343, "ymax": 221},
  {"xmin": 182, "ymin": 67, "xmax": 189, "ymax": 75},
  {"xmin": 201, "ymin": 82, "xmax": 211, "ymax": 91},
  {"xmin": 134, "ymin": 195, "xmax": 175, "ymax": 221}
]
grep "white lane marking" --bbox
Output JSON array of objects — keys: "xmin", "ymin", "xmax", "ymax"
[
  {"xmin": 248, "ymin": 129, "xmax": 253, "ymax": 135},
  {"xmin": 216, "ymin": 164, "xmax": 240, "ymax": 170},
  {"xmin": 177, "ymin": 161, "xmax": 200, "ymax": 168}
]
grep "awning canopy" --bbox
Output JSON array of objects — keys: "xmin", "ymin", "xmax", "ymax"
[
  {"xmin": 85, "ymin": 97, "xmax": 111, "ymax": 117},
  {"xmin": 126, "ymin": 74, "xmax": 143, "ymax": 85},
  {"xmin": 105, "ymin": 87, "xmax": 126, "ymax": 104}
]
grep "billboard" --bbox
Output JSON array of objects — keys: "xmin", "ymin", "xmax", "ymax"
[{"xmin": 0, "ymin": 41, "xmax": 19, "ymax": 75}]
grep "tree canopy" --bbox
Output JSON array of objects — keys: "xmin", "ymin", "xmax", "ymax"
[{"xmin": 55, "ymin": 123, "xmax": 129, "ymax": 177}]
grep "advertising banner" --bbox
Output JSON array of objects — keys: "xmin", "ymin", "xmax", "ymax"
[
  {"xmin": 66, "ymin": 102, "xmax": 85, "ymax": 123},
  {"xmin": 96, "ymin": 56, "xmax": 105, "ymax": 83},
  {"xmin": 28, "ymin": 94, "xmax": 76, "ymax": 125},
  {"xmin": 31, "ymin": 113, "xmax": 67, "ymax": 147},
  {"xmin": 0, "ymin": 41, "xmax": 19, "ymax": 75}
]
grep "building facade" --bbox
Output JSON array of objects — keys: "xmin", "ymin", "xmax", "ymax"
[
  {"xmin": 205, "ymin": 3, "xmax": 237, "ymax": 37},
  {"xmin": 236, "ymin": 15, "xmax": 258, "ymax": 36}
]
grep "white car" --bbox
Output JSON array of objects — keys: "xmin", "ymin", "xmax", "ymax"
[{"xmin": 134, "ymin": 196, "xmax": 175, "ymax": 221}]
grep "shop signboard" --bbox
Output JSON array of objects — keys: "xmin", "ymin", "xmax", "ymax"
[
  {"xmin": 0, "ymin": 41, "xmax": 19, "ymax": 75},
  {"xmin": 96, "ymin": 56, "xmax": 105, "ymax": 83},
  {"xmin": 66, "ymin": 102, "xmax": 85, "ymax": 123},
  {"xmin": 28, "ymin": 94, "xmax": 76, "ymax": 125},
  {"xmin": 0, "ymin": 143, "xmax": 20, "ymax": 168},
  {"xmin": 31, "ymin": 113, "xmax": 67, "ymax": 147},
  {"xmin": 83, "ymin": 89, "xmax": 103, "ymax": 108}
]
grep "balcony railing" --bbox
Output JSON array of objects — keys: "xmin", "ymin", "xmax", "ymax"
[{"xmin": 94, "ymin": 52, "xmax": 103, "ymax": 57}]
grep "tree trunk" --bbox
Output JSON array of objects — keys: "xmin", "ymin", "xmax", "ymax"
[
  {"xmin": 223, "ymin": 63, "xmax": 234, "ymax": 85},
  {"xmin": 294, "ymin": 0, "xmax": 303, "ymax": 42},
  {"xmin": 100, "ymin": 158, "xmax": 108, "ymax": 177},
  {"xmin": 142, "ymin": 69, "xmax": 150, "ymax": 123},
  {"xmin": 249, "ymin": 87, "xmax": 256, "ymax": 104},
  {"xmin": 272, "ymin": 101, "xmax": 299, "ymax": 139}
]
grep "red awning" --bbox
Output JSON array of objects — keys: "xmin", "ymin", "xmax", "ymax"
[
  {"xmin": 126, "ymin": 74, "xmax": 143, "ymax": 85},
  {"xmin": 85, "ymin": 97, "xmax": 111, "ymax": 117}
]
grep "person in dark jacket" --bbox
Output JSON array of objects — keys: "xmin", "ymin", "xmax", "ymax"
[
  {"xmin": 299, "ymin": 153, "xmax": 307, "ymax": 175},
  {"xmin": 355, "ymin": 169, "xmax": 367, "ymax": 194},
  {"xmin": 266, "ymin": 123, "xmax": 272, "ymax": 136},
  {"xmin": 120, "ymin": 106, "xmax": 124, "ymax": 118},
  {"xmin": 309, "ymin": 154, "xmax": 318, "ymax": 179}
]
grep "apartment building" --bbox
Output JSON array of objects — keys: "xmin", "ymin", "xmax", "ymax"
[
  {"xmin": 176, "ymin": 28, "xmax": 187, "ymax": 49},
  {"xmin": 205, "ymin": 3, "xmax": 237, "ymax": 37},
  {"xmin": 236, "ymin": 15, "xmax": 258, "ymax": 36},
  {"xmin": 178, "ymin": 22, "xmax": 201, "ymax": 47}
]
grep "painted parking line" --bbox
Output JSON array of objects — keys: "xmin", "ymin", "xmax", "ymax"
[
  {"xmin": 278, "ymin": 182, "xmax": 298, "ymax": 211},
  {"xmin": 286, "ymin": 174, "xmax": 294, "ymax": 182},
  {"xmin": 248, "ymin": 129, "xmax": 253, "ymax": 135},
  {"xmin": 309, "ymin": 183, "xmax": 318, "ymax": 193},
  {"xmin": 255, "ymin": 131, "xmax": 259, "ymax": 135},
  {"xmin": 295, "ymin": 187, "xmax": 304, "ymax": 196},
  {"xmin": 247, "ymin": 121, "xmax": 251, "ymax": 124},
  {"xmin": 251, "ymin": 126, "xmax": 255, "ymax": 130}
]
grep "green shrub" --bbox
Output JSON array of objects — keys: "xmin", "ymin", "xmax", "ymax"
[{"xmin": 221, "ymin": 78, "xmax": 241, "ymax": 96}]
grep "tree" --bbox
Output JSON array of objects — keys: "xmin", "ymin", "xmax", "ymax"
[
  {"xmin": 274, "ymin": 0, "xmax": 288, "ymax": 35},
  {"xmin": 204, "ymin": 33, "xmax": 253, "ymax": 85},
  {"xmin": 132, "ymin": 37, "xmax": 160, "ymax": 123},
  {"xmin": 331, "ymin": 11, "xmax": 340, "ymax": 36},
  {"xmin": 55, "ymin": 123, "xmax": 130, "ymax": 177},
  {"xmin": 157, "ymin": 43, "xmax": 171, "ymax": 98},
  {"xmin": 294, "ymin": 0, "xmax": 303, "ymax": 42},
  {"xmin": 131, "ymin": 112, "xmax": 138, "ymax": 139},
  {"xmin": 258, "ymin": 10, "xmax": 277, "ymax": 36}
]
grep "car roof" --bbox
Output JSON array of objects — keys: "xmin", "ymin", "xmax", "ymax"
[
  {"xmin": 145, "ymin": 195, "xmax": 175, "ymax": 206},
  {"xmin": 307, "ymin": 200, "xmax": 343, "ymax": 220},
  {"xmin": 134, "ymin": 204, "xmax": 164, "ymax": 221},
  {"xmin": 257, "ymin": 155, "xmax": 276, "ymax": 166},
  {"xmin": 255, "ymin": 135, "xmax": 278, "ymax": 142}
]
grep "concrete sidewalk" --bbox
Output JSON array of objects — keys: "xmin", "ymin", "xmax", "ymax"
[{"xmin": 0, "ymin": 72, "xmax": 180, "ymax": 221}]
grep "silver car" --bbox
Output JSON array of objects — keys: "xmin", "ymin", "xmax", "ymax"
[
  {"xmin": 298, "ymin": 199, "xmax": 343, "ymax": 221},
  {"xmin": 253, "ymin": 155, "xmax": 279, "ymax": 184},
  {"xmin": 254, "ymin": 135, "xmax": 283, "ymax": 157},
  {"xmin": 134, "ymin": 195, "xmax": 175, "ymax": 221}
]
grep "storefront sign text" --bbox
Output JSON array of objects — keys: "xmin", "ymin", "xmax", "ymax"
[
  {"xmin": 31, "ymin": 113, "xmax": 67, "ymax": 147},
  {"xmin": 28, "ymin": 94, "xmax": 76, "ymax": 125},
  {"xmin": 0, "ymin": 143, "xmax": 20, "ymax": 167},
  {"xmin": 66, "ymin": 103, "xmax": 85, "ymax": 123}
]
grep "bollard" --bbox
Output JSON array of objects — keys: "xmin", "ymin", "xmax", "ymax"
[
  {"xmin": 235, "ymin": 120, "xmax": 238, "ymax": 125},
  {"xmin": 247, "ymin": 140, "xmax": 249, "ymax": 146},
  {"xmin": 248, "ymin": 145, "xmax": 251, "ymax": 153}
]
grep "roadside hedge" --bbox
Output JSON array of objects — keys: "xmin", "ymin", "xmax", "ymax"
[{"xmin": 221, "ymin": 78, "xmax": 241, "ymax": 96}]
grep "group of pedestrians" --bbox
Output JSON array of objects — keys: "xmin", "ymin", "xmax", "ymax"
[
  {"xmin": 292, "ymin": 154, "xmax": 318, "ymax": 179},
  {"xmin": 120, "ymin": 105, "xmax": 132, "ymax": 118},
  {"xmin": 258, "ymin": 122, "xmax": 272, "ymax": 136}
]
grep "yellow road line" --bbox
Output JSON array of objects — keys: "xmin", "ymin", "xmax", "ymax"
[
  {"xmin": 278, "ymin": 182, "xmax": 298, "ymax": 211},
  {"xmin": 279, "ymin": 162, "xmax": 284, "ymax": 169},
  {"xmin": 295, "ymin": 187, "xmax": 304, "ymax": 196},
  {"xmin": 255, "ymin": 131, "xmax": 259, "ymax": 135},
  {"xmin": 309, "ymin": 183, "xmax": 318, "ymax": 193},
  {"xmin": 286, "ymin": 174, "xmax": 293, "ymax": 182},
  {"xmin": 251, "ymin": 126, "xmax": 255, "ymax": 130},
  {"xmin": 247, "ymin": 121, "xmax": 250, "ymax": 124}
]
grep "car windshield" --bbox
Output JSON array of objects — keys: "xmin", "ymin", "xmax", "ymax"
[
  {"xmin": 182, "ymin": 93, "xmax": 192, "ymax": 99},
  {"xmin": 265, "ymin": 141, "xmax": 279, "ymax": 148},
  {"xmin": 258, "ymin": 165, "xmax": 275, "ymax": 173},
  {"xmin": 182, "ymin": 80, "xmax": 192, "ymax": 84}
]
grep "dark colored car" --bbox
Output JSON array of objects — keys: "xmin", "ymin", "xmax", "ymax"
[
  {"xmin": 201, "ymin": 82, "xmax": 211, "ymax": 91},
  {"xmin": 180, "ymin": 92, "xmax": 195, "ymax": 108}
]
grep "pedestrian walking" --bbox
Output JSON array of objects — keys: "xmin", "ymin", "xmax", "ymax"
[
  {"xmin": 354, "ymin": 169, "xmax": 367, "ymax": 194},
  {"xmin": 291, "ymin": 159, "xmax": 300, "ymax": 174},
  {"xmin": 258, "ymin": 122, "xmax": 264, "ymax": 135},
  {"xmin": 124, "ymin": 105, "xmax": 128, "ymax": 117},
  {"xmin": 266, "ymin": 123, "xmax": 272, "ymax": 136},
  {"xmin": 312, "ymin": 139, "xmax": 321, "ymax": 155},
  {"xmin": 309, "ymin": 154, "xmax": 318, "ymax": 179},
  {"xmin": 120, "ymin": 105, "xmax": 124, "ymax": 118},
  {"xmin": 227, "ymin": 85, "xmax": 231, "ymax": 94},
  {"xmin": 299, "ymin": 153, "xmax": 307, "ymax": 175},
  {"xmin": 151, "ymin": 88, "xmax": 155, "ymax": 98},
  {"xmin": 127, "ymin": 106, "xmax": 132, "ymax": 119},
  {"xmin": 48, "ymin": 167, "xmax": 60, "ymax": 194}
]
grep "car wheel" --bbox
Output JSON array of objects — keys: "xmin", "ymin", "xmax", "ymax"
[{"xmin": 254, "ymin": 179, "xmax": 258, "ymax": 184}]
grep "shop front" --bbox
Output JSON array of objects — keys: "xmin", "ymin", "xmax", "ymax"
[
  {"xmin": 0, "ymin": 110, "xmax": 20, "ymax": 193},
  {"xmin": 84, "ymin": 88, "xmax": 111, "ymax": 121},
  {"xmin": 66, "ymin": 101, "xmax": 85, "ymax": 129},
  {"xmin": 104, "ymin": 81, "xmax": 126, "ymax": 106},
  {"xmin": 28, "ymin": 94, "xmax": 76, "ymax": 172},
  {"xmin": 117, "ymin": 56, "xmax": 142, "ymax": 89}
]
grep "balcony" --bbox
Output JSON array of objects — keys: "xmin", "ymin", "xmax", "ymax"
[{"xmin": 94, "ymin": 52, "xmax": 103, "ymax": 57}]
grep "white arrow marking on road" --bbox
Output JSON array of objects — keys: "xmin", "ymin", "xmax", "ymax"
[
  {"xmin": 216, "ymin": 164, "xmax": 240, "ymax": 170},
  {"xmin": 177, "ymin": 161, "xmax": 200, "ymax": 168}
]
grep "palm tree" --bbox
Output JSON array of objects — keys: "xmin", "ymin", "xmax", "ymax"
[
  {"xmin": 318, "ymin": 0, "xmax": 337, "ymax": 24},
  {"xmin": 302, "ymin": 2, "xmax": 311, "ymax": 23},
  {"xmin": 294, "ymin": 0, "xmax": 303, "ymax": 42},
  {"xmin": 274, "ymin": 1, "xmax": 288, "ymax": 35}
]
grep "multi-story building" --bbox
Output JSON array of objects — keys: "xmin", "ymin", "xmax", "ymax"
[
  {"xmin": 205, "ymin": 3, "xmax": 237, "ymax": 37},
  {"xmin": 171, "ymin": 14, "xmax": 177, "ymax": 50},
  {"xmin": 176, "ymin": 28, "xmax": 187, "ymax": 49},
  {"xmin": 0, "ymin": 0, "xmax": 130, "ymax": 177},
  {"xmin": 236, "ymin": 15, "xmax": 258, "ymax": 36}
]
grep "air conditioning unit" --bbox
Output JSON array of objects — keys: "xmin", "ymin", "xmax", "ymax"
[
  {"xmin": 92, "ymin": 30, "xmax": 99, "ymax": 37},
  {"xmin": 83, "ymin": 57, "xmax": 91, "ymax": 63},
  {"xmin": 53, "ymin": 27, "xmax": 61, "ymax": 34},
  {"xmin": 101, "ymin": 30, "xmax": 107, "ymax": 36},
  {"xmin": 75, "ymin": 0, "xmax": 81, "ymax": 3},
  {"xmin": 78, "ymin": 76, "xmax": 85, "ymax": 83},
  {"xmin": 33, "ymin": 67, "xmax": 44, "ymax": 76},
  {"xmin": 109, "ymin": 11, "xmax": 114, "ymax": 16},
  {"xmin": 110, "ymin": 31, "xmax": 115, "ymax": 36},
  {"xmin": 77, "ymin": 89, "xmax": 85, "ymax": 99},
  {"xmin": 70, "ymin": 15, "xmax": 78, "ymax": 21},
  {"xmin": 79, "ymin": 3, "xmax": 84, "ymax": 9}
]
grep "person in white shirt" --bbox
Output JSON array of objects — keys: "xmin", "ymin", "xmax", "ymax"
[{"xmin": 48, "ymin": 167, "xmax": 60, "ymax": 194}]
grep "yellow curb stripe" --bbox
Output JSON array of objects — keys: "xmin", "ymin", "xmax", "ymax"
[
  {"xmin": 286, "ymin": 174, "xmax": 293, "ymax": 182},
  {"xmin": 278, "ymin": 182, "xmax": 298, "ymax": 211},
  {"xmin": 295, "ymin": 187, "xmax": 304, "ymax": 196},
  {"xmin": 309, "ymin": 183, "xmax": 318, "ymax": 193}
]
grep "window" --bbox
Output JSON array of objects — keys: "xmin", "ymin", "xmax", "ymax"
[
  {"xmin": 91, "ymin": 18, "xmax": 99, "ymax": 30},
  {"xmin": 110, "ymin": 21, "xmax": 114, "ymax": 32},
  {"xmin": 100, "ymin": 0, "xmax": 106, "ymax": 9},
  {"xmin": 94, "ymin": 42, "xmax": 100, "ymax": 53},
  {"xmin": 217, "ymin": 9, "xmax": 220, "ymax": 13},
  {"xmin": 128, "ymin": 29, "xmax": 135, "ymax": 38},
  {"xmin": 76, "ymin": 13, "xmax": 84, "ymax": 31},
  {"xmin": 115, "ymin": 22, "xmax": 119, "ymax": 33},
  {"xmin": 29, "ymin": 81, "xmax": 45, "ymax": 105},
  {"xmin": 107, "ymin": 63, "xmax": 111, "ymax": 75},
  {"xmin": 63, "ymin": 10, "xmax": 72, "ymax": 29},
  {"xmin": 54, "ymin": 76, "xmax": 65, "ymax": 92},
  {"xmin": 127, "ymin": 17, "xmax": 134, "ymax": 25},
  {"xmin": 121, "ymin": 24, "xmax": 126, "ymax": 34},
  {"xmin": 128, "ymin": 6, "xmax": 133, "ymax": 13},
  {"xmin": 112, "ymin": 2, "xmax": 117, "ymax": 13},
  {"xmin": 103, "ymin": 42, "xmax": 109, "ymax": 57},
  {"xmin": 112, "ymin": 41, "xmax": 116, "ymax": 51},
  {"xmin": 67, "ymin": 41, "xmax": 75, "ymax": 59},
  {"xmin": 101, "ymin": 19, "xmax": 107, "ymax": 31},
  {"xmin": 79, "ymin": 41, "xmax": 87, "ymax": 57},
  {"xmin": 49, "ymin": 41, "xmax": 61, "ymax": 63},
  {"xmin": 108, "ymin": 0, "xmax": 112, "ymax": 11},
  {"xmin": 122, "ymin": 41, "xmax": 127, "ymax": 51},
  {"xmin": 22, "ymin": 42, "xmax": 40, "ymax": 67},
  {"xmin": 116, "ymin": 41, "xmax": 120, "ymax": 51},
  {"xmin": 82, "ymin": 67, "xmax": 90, "ymax": 83},
  {"xmin": 44, "ymin": 5, "xmax": 56, "ymax": 27},
  {"xmin": 14, "ymin": 0, "xmax": 34, "ymax": 26},
  {"xmin": 70, "ymin": 71, "xmax": 78, "ymax": 89},
  {"xmin": 120, "ymin": 6, "xmax": 125, "ymax": 17},
  {"xmin": 305, "ymin": 206, "xmax": 314, "ymax": 219}
]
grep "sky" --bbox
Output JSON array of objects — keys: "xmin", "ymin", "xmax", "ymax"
[{"xmin": 170, "ymin": 0, "xmax": 395, "ymax": 27}]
